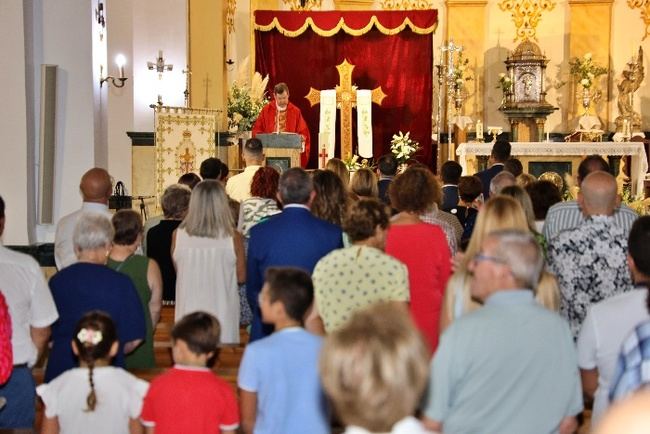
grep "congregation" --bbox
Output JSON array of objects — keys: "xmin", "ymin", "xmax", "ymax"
[{"xmin": 2, "ymin": 137, "xmax": 650, "ymax": 433}]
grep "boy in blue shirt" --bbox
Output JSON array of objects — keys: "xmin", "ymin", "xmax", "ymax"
[{"xmin": 238, "ymin": 267, "xmax": 328, "ymax": 434}]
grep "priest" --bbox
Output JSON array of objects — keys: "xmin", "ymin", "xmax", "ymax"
[{"xmin": 252, "ymin": 83, "xmax": 311, "ymax": 167}]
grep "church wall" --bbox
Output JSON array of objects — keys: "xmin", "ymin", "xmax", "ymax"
[
  {"xmin": 106, "ymin": 0, "xmax": 134, "ymax": 192},
  {"xmin": 0, "ymin": 0, "xmax": 31, "ymax": 244},
  {"xmin": 188, "ymin": 0, "xmax": 225, "ymax": 118},
  {"xmin": 132, "ymin": 0, "xmax": 188, "ymax": 131},
  {"xmin": 31, "ymin": 0, "xmax": 98, "ymax": 244}
]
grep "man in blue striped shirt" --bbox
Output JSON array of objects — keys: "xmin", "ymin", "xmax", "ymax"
[{"xmin": 543, "ymin": 155, "xmax": 637, "ymax": 242}]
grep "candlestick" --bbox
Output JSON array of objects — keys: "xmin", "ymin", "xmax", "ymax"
[{"xmin": 475, "ymin": 119, "xmax": 483, "ymax": 142}]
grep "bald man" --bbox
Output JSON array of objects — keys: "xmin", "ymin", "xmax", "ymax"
[
  {"xmin": 543, "ymin": 155, "xmax": 638, "ymax": 241},
  {"xmin": 547, "ymin": 171, "xmax": 634, "ymax": 339},
  {"xmin": 54, "ymin": 168, "xmax": 113, "ymax": 269}
]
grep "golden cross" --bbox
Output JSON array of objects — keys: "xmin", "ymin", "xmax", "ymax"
[
  {"xmin": 179, "ymin": 147, "xmax": 194, "ymax": 173},
  {"xmin": 305, "ymin": 59, "xmax": 387, "ymax": 160}
]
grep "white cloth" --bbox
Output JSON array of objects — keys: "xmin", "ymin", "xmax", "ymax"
[
  {"xmin": 173, "ymin": 228, "xmax": 240, "ymax": 343},
  {"xmin": 225, "ymin": 165, "xmax": 263, "ymax": 203},
  {"xmin": 318, "ymin": 89, "xmax": 337, "ymax": 165},
  {"xmin": 54, "ymin": 203, "xmax": 112, "ymax": 269},
  {"xmin": 356, "ymin": 89, "xmax": 373, "ymax": 158},
  {"xmin": 0, "ymin": 244, "xmax": 58, "ymax": 365},
  {"xmin": 577, "ymin": 288, "xmax": 650, "ymax": 422},
  {"xmin": 343, "ymin": 417, "xmax": 437, "ymax": 434},
  {"xmin": 37, "ymin": 366, "xmax": 149, "ymax": 434}
]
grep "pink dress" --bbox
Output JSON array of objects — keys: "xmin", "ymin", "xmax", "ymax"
[{"xmin": 386, "ymin": 223, "xmax": 451, "ymax": 353}]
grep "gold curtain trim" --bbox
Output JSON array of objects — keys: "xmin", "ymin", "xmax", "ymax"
[{"xmin": 254, "ymin": 15, "xmax": 437, "ymax": 37}]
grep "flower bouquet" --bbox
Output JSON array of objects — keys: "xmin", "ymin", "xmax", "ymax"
[
  {"xmin": 569, "ymin": 53, "xmax": 608, "ymax": 89},
  {"xmin": 390, "ymin": 131, "xmax": 420, "ymax": 166},
  {"xmin": 227, "ymin": 71, "xmax": 269, "ymax": 134}
]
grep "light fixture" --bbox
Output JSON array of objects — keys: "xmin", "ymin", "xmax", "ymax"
[
  {"xmin": 147, "ymin": 51, "xmax": 173, "ymax": 80},
  {"xmin": 100, "ymin": 54, "xmax": 128, "ymax": 88}
]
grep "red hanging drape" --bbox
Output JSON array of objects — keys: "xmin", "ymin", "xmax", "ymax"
[{"xmin": 254, "ymin": 10, "xmax": 436, "ymax": 168}]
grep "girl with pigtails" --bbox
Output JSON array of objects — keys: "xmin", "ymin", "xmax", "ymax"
[{"xmin": 37, "ymin": 311, "xmax": 149, "ymax": 434}]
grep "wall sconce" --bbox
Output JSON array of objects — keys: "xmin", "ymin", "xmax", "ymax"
[
  {"xmin": 147, "ymin": 51, "xmax": 173, "ymax": 80},
  {"xmin": 100, "ymin": 54, "xmax": 128, "ymax": 88}
]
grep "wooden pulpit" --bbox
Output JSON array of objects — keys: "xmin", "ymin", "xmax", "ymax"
[{"xmin": 257, "ymin": 133, "xmax": 302, "ymax": 170}]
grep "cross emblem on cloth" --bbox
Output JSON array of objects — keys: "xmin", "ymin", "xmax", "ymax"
[{"xmin": 305, "ymin": 59, "xmax": 387, "ymax": 160}]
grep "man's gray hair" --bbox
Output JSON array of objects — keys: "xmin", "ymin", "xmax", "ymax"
[
  {"xmin": 279, "ymin": 167, "xmax": 313, "ymax": 204},
  {"xmin": 161, "ymin": 184, "xmax": 191, "ymax": 219},
  {"xmin": 488, "ymin": 229, "xmax": 544, "ymax": 289},
  {"xmin": 490, "ymin": 171, "xmax": 516, "ymax": 196},
  {"xmin": 73, "ymin": 213, "xmax": 114, "ymax": 253}
]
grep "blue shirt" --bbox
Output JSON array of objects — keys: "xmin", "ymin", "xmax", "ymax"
[
  {"xmin": 238, "ymin": 328, "xmax": 328, "ymax": 434},
  {"xmin": 610, "ymin": 319, "xmax": 650, "ymax": 402},
  {"xmin": 46, "ymin": 263, "xmax": 146, "ymax": 382},
  {"xmin": 425, "ymin": 290, "xmax": 583, "ymax": 434}
]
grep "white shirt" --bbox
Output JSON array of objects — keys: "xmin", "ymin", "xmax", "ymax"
[
  {"xmin": 225, "ymin": 165, "xmax": 263, "ymax": 203},
  {"xmin": 343, "ymin": 417, "xmax": 437, "ymax": 434},
  {"xmin": 37, "ymin": 366, "xmax": 149, "ymax": 434},
  {"xmin": 54, "ymin": 202, "xmax": 112, "ymax": 269},
  {"xmin": 0, "ymin": 244, "xmax": 58, "ymax": 365},
  {"xmin": 577, "ymin": 287, "xmax": 650, "ymax": 422}
]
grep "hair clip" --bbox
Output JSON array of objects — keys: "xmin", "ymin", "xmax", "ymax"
[{"xmin": 77, "ymin": 328, "xmax": 103, "ymax": 345}]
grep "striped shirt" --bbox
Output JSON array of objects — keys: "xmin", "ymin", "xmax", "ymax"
[
  {"xmin": 542, "ymin": 200, "xmax": 638, "ymax": 242},
  {"xmin": 610, "ymin": 319, "xmax": 650, "ymax": 402}
]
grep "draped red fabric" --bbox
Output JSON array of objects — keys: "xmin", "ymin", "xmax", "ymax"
[
  {"xmin": 254, "ymin": 10, "xmax": 438, "ymax": 33},
  {"xmin": 255, "ymin": 11, "xmax": 435, "ymax": 168}
]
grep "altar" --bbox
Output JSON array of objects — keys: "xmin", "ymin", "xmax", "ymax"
[{"xmin": 457, "ymin": 141, "xmax": 649, "ymax": 196}]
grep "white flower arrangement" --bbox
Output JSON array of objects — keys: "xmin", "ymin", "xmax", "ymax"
[
  {"xmin": 390, "ymin": 131, "xmax": 420, "ymax": 165},
  {"xmin": 569, "ymin": 53, "xmax": 607, "ymax": 89},
  {"xmin": 227, "ymin": 63, "xmax": 270, "ymax": 134},
  {"xmin": 343, "ymin": 154, "xmax": 373, "ymax": 171}
]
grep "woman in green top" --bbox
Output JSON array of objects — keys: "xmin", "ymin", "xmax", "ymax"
[{"xmin": 108, "ymin": 209, "xmax": 163, "ymax": 369}]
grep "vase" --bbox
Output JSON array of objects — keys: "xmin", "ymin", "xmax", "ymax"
[
  {"xmin": 581, "ymin": 87, "xmax": 591, "ymax": 116},
  {"xmin": 397, "ymin": 163, "xmax": 408, "ymax": 174}
]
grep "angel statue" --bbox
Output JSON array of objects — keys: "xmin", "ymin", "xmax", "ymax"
[{"xmin": 615, "ymin": 47, "xmax": 644, "ymax": 132}]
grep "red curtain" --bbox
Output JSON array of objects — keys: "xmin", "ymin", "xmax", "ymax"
[{"xmin": 255, "ymin": 11, "xmax": 435, "ymax": 168}]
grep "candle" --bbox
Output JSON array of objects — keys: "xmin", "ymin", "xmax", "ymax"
[
  {"xmin": 546, "ymin": 131, "xmax": 550, "ymax": 142},
  {"xmin": 115, "ymin": 54, "xmax": 126, "ymax": 78},
  {"xmin": 475, "ymin": 120, "xmax": 483, "ymax": 142}
]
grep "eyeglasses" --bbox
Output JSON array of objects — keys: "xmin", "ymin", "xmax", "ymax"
[{"xmin": 472, "ymin": 253, "xmax": 506, "ymax": 265}]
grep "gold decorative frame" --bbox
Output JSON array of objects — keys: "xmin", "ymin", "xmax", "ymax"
[
  {"xmin": 226, "ymin": 0, "xmax": 236, "ymax": 33},
  {"xmin": 281, "ymin": 0, "xmax": 323, "ymax": 11},
  {"xmin": 628, "ymin": 0, "xmax": 650, "ymax": 40},
  {"xmin": 498, "ymin": 0, "xmax": 556, "ymax": 42},
  {"xmin": 381, "ymin": 0, "xmax": 433, "ymax": 9}
]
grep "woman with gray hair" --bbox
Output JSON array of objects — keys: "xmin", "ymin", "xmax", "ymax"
[
  {"xmin": 46, "ymin": 213, "xmax": 146, "ymax": 382},
  {"xmin": 172, "ymin": 180, "xmax": 245, "ymax": 344}
]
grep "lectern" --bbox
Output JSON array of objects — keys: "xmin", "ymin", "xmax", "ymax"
[{"xmin": 256, "ymin": 133, "xmax": 302, "ymax": 170}]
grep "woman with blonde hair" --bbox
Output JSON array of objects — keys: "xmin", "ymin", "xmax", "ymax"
[
  {"xmin": 350, "ymin": 168, "xmax": 379, "ymax": 199},
  {"xmin": 325, "ymin": 158, "xmax": 350, "ymax": 188},
  {"xmin": 500, "ymin": 185, "xmax": 548, "ymax": 254},
  {"xmin": 440, "ymin": 195, "xmax": 557, "ymax": 332},
  {"xmin": 172, "ymin": 180, "xmax": 245, "ymax": 343}
]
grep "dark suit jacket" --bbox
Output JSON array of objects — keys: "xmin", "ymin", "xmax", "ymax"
[
  {"xmin": 475, "ymin": 164, "xmax": 504, "ymax": 199},
  {"xmin": 378, "ymin": 178, "xmax": 393, "ymax": 205},
  {"xmin": 441, "ymin": 185, "xmax": 459, "ymax": 211},
  {"xmin": 246, "ymin": 206, "xmax": 343, "ymax": 341}
]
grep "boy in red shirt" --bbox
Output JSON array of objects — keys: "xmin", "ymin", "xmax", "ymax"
[{"xmin": 141, "ymin": 312, "xmax": 239, "ymax": 433}]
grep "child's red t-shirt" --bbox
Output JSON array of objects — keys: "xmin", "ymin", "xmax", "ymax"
[{"xmin": 141, "ymin": 365, "xmax": 239, "ymax": 433}]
